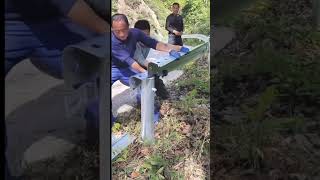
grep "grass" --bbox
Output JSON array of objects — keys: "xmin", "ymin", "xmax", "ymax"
[
  {"xmin": 112, "ymin": 58, "xmax": 210, "ymax": 179},
  {"xmin": 211, "ymin": 0, "xmax": 320, "ymax": 179},
  {"xmin": 214, "ymin": 0, "xmax": 260, "ymax": 26}
]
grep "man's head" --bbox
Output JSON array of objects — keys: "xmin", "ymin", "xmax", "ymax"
[
  {"xmin": 112, "ymin": 13, "xmax": 130, "ymax": 41},
  {"xmin": 134, "ymin": 20, "xmax": 151, "ymax": 36},
  {"xmin": 171, "ymin": 3, "xmax": 180, "ymax": 15}
]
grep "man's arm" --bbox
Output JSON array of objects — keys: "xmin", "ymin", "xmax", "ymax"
[
  {"xmin": 156, "ymin": 42, "xmax": 182, "ymax": 52},
  {"xmin": 112, "ymin": 42, "xmax": 147, "ymax": 73},
  {"xmin": 131, "ymin": 62, "xmax": 147, "ymax": 72},
  {"xmin": 165, "ymin": 16, "xmax": 175, "ymax": 33},
  {"xmin": 182, "ymin": 17, "xmax": 184, "ymax": 32},
  {"xmin": 136, "ymin": 29, "xmax": 182, "ymax": 58},
  {"xmin": 133, "ymin": 44, "xmax": 150, "ymax": 70},
  {"xmin": 66, "ymin": 0, "xmax": 110, "ymax": 34}
]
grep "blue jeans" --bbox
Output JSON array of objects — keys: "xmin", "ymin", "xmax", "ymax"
[{"xmin": 168, "ymin": 34, "xmax": 183, "ymax": 46}]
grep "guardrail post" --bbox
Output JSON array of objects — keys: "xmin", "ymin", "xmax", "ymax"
[
  {"xmin": 141, "ymin": 76, "xmax": 155, "ymax": 143},
  {"xmin": 99, "ymin": 60, "xmax": 110, "ymax": 180}
]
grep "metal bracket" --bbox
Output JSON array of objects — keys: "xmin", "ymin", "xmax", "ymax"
[{"xmin": 62, "ymin": 34, "xmax": 111, "ymax": 180}]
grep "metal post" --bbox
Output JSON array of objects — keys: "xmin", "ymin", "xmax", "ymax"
[
  {"xmin": 141, "ymin": 77, "xmax": 155, "ymax": 143},
  {"xmin": 99, "ymin": 60, "xmax": 111, "ymax": 180}
]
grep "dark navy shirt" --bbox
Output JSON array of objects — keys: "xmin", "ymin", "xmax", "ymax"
[
  {"xmin": 165, "ymin": 13, "xmax": 184, "ymax": 35},
  {"xmin": 112, "ymin": 28, "xmax": 158, "ymax": 68}
]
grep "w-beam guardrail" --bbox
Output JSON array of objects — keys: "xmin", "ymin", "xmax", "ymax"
[{"xmin": 129, "ymin": 34, "xmax": 210, "ymax": 143}]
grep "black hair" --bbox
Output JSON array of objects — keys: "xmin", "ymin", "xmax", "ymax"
[
  {"xmin": 111, "ymin": 13, "xmax": 129, "ymax": 26},
  {"xmin": 172, "ymin": 2, "xmax": 180, "ymax": 7},
  {"xmin": 134, "ymin": 20, "xmax": 150, "ymax": 31}
]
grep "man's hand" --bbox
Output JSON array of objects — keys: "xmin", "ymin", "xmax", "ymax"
[
  {"xmin": 173, "ymin": 30, "xmax": 182, "ymax": 36},
  {"xmin": 180, "ymin": 46, "xmax": 190, "ymax": 53},
  {"xmin": 67, "ymin": 0, "xmax": 110, "ymax": 34},
  {"xmin": 156, "ymin": 42, "xmax": 181, "ymax": 52},
  {"xmin": 169, "ymin": 50, "xmax": 181, "ymax": 59},
  {"xmin": 131, "ymin": 61, "xmax": 147, "ymax": 73}
]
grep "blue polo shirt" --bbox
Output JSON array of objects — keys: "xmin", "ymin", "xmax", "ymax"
[
  {"xmin": 5, "ymin": 0, "xmax": 93, "ymax": 50},
  {"xmin": 112, "ymin": 28, "xmax": 158, "ymax": 68},
  {"xmin": 5, "ymin": 0, "xmax": 77, "ymax": 21}
]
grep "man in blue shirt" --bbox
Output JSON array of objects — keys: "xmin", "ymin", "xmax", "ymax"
[
  {"xmin": 84, "ymin": 14, "xmax": 189, "ymax": 142},
  {"xmin": 83, "ymin": 15, "xmax": 190, "ymax": 149},
  {"xmin": 5, "ymin": 0, "xmax": 110, "ymax": 179},
  {"xmin": 111, "ymin": 13, "xmax": 186, "ymax": 85}
]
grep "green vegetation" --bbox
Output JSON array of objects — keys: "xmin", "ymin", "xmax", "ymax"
[
  {"xmin": 212, "ymin": 0, "xmax": 320, "ymax": 179},
  {"xmin": 182, "ymin": 0, "xmax": 210, "ymax": 35},
  {"xmin": 142, "ymin": 0, "xmax": 210, "ymax": 35}
]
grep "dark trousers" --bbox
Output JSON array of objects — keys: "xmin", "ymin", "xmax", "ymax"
[{"xmin": 168, "ymin": 34, "xmax": 183, "ymax": 46}]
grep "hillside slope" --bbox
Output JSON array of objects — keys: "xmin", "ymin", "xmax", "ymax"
[{"xmin": 112, "ymin": 0, "xmax": 170, "ymax": 41}]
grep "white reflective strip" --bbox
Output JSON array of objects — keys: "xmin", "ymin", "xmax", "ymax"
[{"xmin": 182, "ymin": 34, "xmax": 210, "ymax": 43}]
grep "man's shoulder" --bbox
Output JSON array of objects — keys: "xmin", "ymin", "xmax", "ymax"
[
  {"xmin": 130, "ymin": 28, "xmax": 141, "ymax": 33},
  {"xmin": 130, "ymin": 28, "xmax": 146, "ymax": 36},
  {"xmin": 167, "ymin": 13, "xmax": 183, "ymax": 19},
  {"xmin": 131, "ymin": 28, "xmax": 148, "ymax": 38},
  {"xmin": 167, "ymin": 13, "xmax": 175, "ymax": 18}
]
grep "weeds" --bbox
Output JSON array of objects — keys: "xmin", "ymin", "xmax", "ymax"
[
  {"xmin": 112, "ymin": 57, "xmax": 209, "ymax": 179},
  {"xmin": 212, "ymin": 0, "xmax": 320, "ymax": 178}
]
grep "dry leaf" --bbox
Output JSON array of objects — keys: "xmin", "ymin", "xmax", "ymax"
[
  {"xmin": 182, "ymin": 124, "xmax": 191, "ymax": 134},
  {"xmin": 173, "ymin": 162, "xmax": 183, "ymax": 170},
  {"xmin": 130, "ymin": 171, "xmax": 140, "ymax": 179},
  {"xmin": 155, "ymin": 133, "xmax": 160, "ymax": 139},
  {"xmin": 140, "ymin": 147, "xmax": 150, "ymax": 156}
]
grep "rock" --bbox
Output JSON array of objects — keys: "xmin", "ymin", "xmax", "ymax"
[
  {"xmin": 288, "ymin": 173, "xmax": 308, "ymax": 180},
  {"xmin": 221, "ymin": 107, "xmax": 245, "ymax": 124},
  {"xmin": 305, "ymin": 122, "xmax": 320, "ymax": 133},
  {"xmin": 294, "ymin": 134, "xmax": 314, "ymax": 154},
  {"xmin": 22, "ymin": 136, "xmax": 75, "ymax": 168},
  {"xmin": 161, "ymin": 70, "xmax": 184, "ymax": 85},
  {"xmin": 212, "ymin": 27, "xmax": 236, "ymax": 55},
  {"xmin": 305, "ymin": 133, "xmax": 320, "ymax": 148},
  {"xmin": 117, "ymin": 104, "xmax": 134, "ymax": 114}
]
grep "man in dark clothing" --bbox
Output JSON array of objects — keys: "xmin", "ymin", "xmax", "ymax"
[
  {"xmin": 165, "ymin": 2, "xmax": 184, "ymax": 46},
  {"xmin": 5, "ymin": 0, "xmax": 110, "ymax": 179}
]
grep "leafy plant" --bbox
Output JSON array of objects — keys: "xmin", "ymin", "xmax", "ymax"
[{"xmin": 140, "ymin": 154, "xmax": 167, "ymax": 179}]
